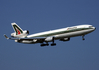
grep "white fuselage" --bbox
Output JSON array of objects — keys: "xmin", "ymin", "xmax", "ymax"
[
  {"xmin": 14, "ymin": 24, "xmax": 95, "ymax": 44},
  {"xmin": 5, "ymin": 23, "xmax": 96, "ymax": 45},
  {"xmin": 27, "ymin": 25, "xmax": 95, "ymax": 40}
]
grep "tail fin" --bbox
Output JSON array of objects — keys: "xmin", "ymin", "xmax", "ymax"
[{"xmin": 11, "ymin": 23, "xmax": 23, "ymax": 35}]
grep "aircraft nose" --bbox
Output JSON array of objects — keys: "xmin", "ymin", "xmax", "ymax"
[{"xmin": 93, "ymin": 27, "xmax": 96, "ymax": 30}]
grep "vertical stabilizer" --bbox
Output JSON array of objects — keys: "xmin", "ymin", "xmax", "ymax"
[{"xmin": 11, "ymin": 23, "xmax": 23, "ymax": 35}]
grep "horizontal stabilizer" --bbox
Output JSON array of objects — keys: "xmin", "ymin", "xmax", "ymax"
[
  {"xmin": 4, "ymin": 34, "xmax": 9, "ymax": 39},
  {"xmin": 4, "ymin": 34, "xmax": 19, "ymax": 40}
]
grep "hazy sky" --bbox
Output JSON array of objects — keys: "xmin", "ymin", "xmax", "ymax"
[{"xmin": 0, "ymin": 0, "xmax": 99, "ymax": 70}]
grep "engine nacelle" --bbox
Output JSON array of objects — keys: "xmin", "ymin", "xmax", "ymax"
[
  {"xmin": 15, "ymin": 40, "xmax": 33, "ymax": 44},
  {"xmin": 45, "ymin": 37, "xmax": 54, "ymax": 42},
  {"xmin": 23, "ymin": 30, "xmax": 29, "ymax": 35},
  {"xmin": 60, "ymin": 38, "xmax": 70, "ymax": 41},
  {"xmin": 11, "ymin": 30, "xmax": 29, "ymax": 38}
]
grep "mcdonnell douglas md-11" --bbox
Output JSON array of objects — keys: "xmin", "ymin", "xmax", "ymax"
[{"xmin": 4, "ymin": 23, "xmax": 96, "ymax": 46}]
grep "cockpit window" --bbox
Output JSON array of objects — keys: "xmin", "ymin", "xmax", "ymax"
[{"xmin": 89, "ymin": 26, "xmax": 93, "ymax": 28}]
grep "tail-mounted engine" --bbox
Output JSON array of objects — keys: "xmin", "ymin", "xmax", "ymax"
[
  {"xmin": 11, "ymin": 30, "xmax": 29, "ymax": 38},
  {"xmin": 23, "ymin": 30, "xmax": 29, "ymax": 35},
  {"xmin": 11, "ymin": 23, "xmax": 30, "ymax": 38}
]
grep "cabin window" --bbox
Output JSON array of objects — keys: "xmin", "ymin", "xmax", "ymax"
[{"xmin": 67, "ymin": 27, "xmax": 77, "ymax": 30}]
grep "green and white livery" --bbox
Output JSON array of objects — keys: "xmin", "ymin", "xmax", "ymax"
[
  {"xmin": 4, "ymin": 23, "xmax": 96, "ymax": 46},
  {"xmin": 11, "ymin": 23, "xmax": 29, "ymax": 38}
]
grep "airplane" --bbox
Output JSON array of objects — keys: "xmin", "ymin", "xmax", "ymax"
[{"xmin": 4, "ymin": 23, "xmax": 96, "ymax": 46}]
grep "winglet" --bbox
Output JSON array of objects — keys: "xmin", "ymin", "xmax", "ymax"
[{"xmin": 4, "ymin": 34, "xmax": 9, "ymax": 39}]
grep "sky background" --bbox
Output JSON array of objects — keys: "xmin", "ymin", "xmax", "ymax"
[{"xmin": 0, "ymin": 0, "xmax": 99, "ymax": 70}]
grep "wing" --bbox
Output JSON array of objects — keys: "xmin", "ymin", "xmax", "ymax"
[
  {"xmin": 4, "ymin": 34, "xmax": 56, "ymax": 44},
  {"xmin": 4, "ymin": 34, "xmax": 46, "ymax": 43}
]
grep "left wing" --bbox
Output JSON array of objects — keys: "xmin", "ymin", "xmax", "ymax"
[
  {"xmin": 4, "ymin": 34, "xmax": 46, "ymax": 43},
  {"xmin": 4, "ymin": 34, "xmax": 55, "ymax": 45}
]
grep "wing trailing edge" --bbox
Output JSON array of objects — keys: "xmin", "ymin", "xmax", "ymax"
[{"xmin": 4, "ymin": 34, "xmax": 46, "ymax": 40}]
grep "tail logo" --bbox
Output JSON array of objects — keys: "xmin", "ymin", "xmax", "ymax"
[
  {"xmin": 16, "ymin": 28, "xmax": 21, "ymax": 35},
  {"xmin": 11, "ymin": 23, "xmax": 23, "ymax": 35}
]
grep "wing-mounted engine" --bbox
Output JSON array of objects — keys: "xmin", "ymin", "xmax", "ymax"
[
  {"xmin": 60, "ymin": 38, "xmax": 70, "ymax": 41},
  {"xmin": 45, "ymin": 36, "xmax": 54, "ymax": 42}
]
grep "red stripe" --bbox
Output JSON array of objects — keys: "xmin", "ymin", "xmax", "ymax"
[{"xmin": 16, "ymin": 29, "xmax": 21, "ymax": 35}]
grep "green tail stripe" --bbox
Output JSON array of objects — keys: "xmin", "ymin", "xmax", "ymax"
[{"xmin": 13, "ymin": 25, "xmax": 23, "ymax": 35}]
